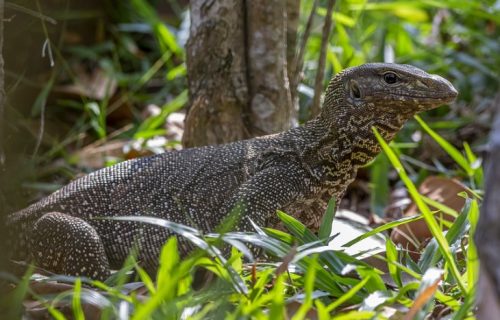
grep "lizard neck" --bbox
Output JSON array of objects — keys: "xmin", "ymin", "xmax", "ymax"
[
  {"xmin": 317, "ymin": 107, "xmax": 407, "ymax": 165},
  {"xmin": 300, "ymin": 88, "xmax": 410, "ymax": 193}
]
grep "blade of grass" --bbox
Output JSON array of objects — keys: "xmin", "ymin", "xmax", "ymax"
[
  {"xmin": 421, "ymin": 196, "xmax": 459, "ymax": 218},
  {"xmin": 373, "ymin": 127, "xmax": 467, "ymax": 294},
  {"xmin": 466, "ymin": 199, "xmax": 479, "ymax": 294},
  {"xmin": 3, "ymin": 266, "xmax": 34, "ymax": 319},
  {"xmin": 135, "ymin": 265, "xmax": 156, "ymax": 294},
  {"xmin": 414, "ymin": 115, "xmax": 472, "ymax": 176},
  {"xmin": 343, "ymin": 214, "xmax": 424, "ymax": 247},
  {"xmin": 386, "ymin": 238, "xmax": 402, "ymax": 287},
  {"xmin": 72, "ymin": 278, "xmax": 85, "ymax": 320},
  {"xmin": 418, "ymin": 199, "xmax": 471, "ymax": 272},
  {"xmin": 326, "ymin": 276, "xmax": 372, "ymax": 312},
  {"xmin": 370, "ymin": 153, "xmax": 390, "ymax": 217},
  {"xmin": 277, "ymin": 210, "xmax": 318, "ymax": 243},
  {"xmin": 463, "ymin": 142, "xmax": 484, "ymax": 187},
  {"xmin": 131, "ymin": 0, "xmax": 183, "ymax": 55},
  {"xmin": 404, "ymin": 268, "xmax": 442, "ymax": 320},
  {"xmin": 319, "ymin": 197, "xmax": 337, "ymax": 240},
  {"xmin": 355, "ymin": 266, "xmax": 386, "ymax": 292},
  {"xmin": 268, "ymin": 274, "xmax": 286, "ymax": 319},
  {"xmin": 291, "ymin": 256, "xmax": 319, "ymax": 320}
]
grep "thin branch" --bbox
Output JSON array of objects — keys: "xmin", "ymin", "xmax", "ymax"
[
  {"xmin": 310, "ymin": 0, "xmax": 336, "ymax": 118},
  {"xmin": 292, "ymin": 0, "xmax": 318, "ymax": 92},
  {"xmin": 6, "ymin": 2, "xmax": 57, "ymax": 25}
]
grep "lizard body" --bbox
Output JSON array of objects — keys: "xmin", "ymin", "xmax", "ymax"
[{"xmin": 6, "ymin": 63, "xmax": 457, "ymax": 280}]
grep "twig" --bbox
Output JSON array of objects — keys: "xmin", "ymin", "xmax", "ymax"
[
  {"xmin": 292, "ymin": 0, "xmax": 318, "ymax": 92},
  {"xmin": 310, "ymin": 0, "xmax": 336, "ymax": 118},
  {"xmin": 6, "ymin": 2, "xmax": 57, "ymax": 25}
]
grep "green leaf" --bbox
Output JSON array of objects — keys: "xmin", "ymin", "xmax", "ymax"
[
  {"xmin": 415, "ymin": 115, "xmax": 473, "ymax": 176},
  {"xmin": 386, "ymin": 238, "xmax": 403, "ymax": 287},
  {"xmin": 72, "ymin": 278, "xmax": 85, "ymax": 320},
  {"xmin": 131, "ymin": 0, "xmax": 183, "ymax": 55},
  {"xmin": 264, "ymin": 227, "xmax": 294, "ymax": 245},
  {"xmin": 421, "ymin": 196, "xmax": 459, "ymax": 218},
  {"xmin": 319, "ymin": 197, "xmax": 337, "ymax": 240},
  {"xmin": 463, "ymin": 142, "xmax": 484, "ymax": 187},
  {"xmin": 466, "ymin": 200, "xmax": 479, "ymax": 294},
  {"xmin": 157, "ymin": 237, "xmax": 180, "ymax": 290},
  {"xmin": 350, "ymin": 2, "xmax": 429, "ymax": 22},
  {"xmin": 166, "ymin": 63, "xmax": 187, "ymax": 80},
  {"xmin": 2, "ymin": 266, "xmax": 34, "ymax": 319},
  {"xmin": 418, "ymin": 199, "xmax": 471, "ymax": 272},
  {"xmin": 277, "ymin": 210, "xmax": 318, "ymax": 244},
  {"xmin": 291, "ymin": 255, "xmax": 318, "ymax": 320},
  {"xmin": 268, "ymin": 274, "xmax": 286, "ymax": 319},
  {"xmin": 135, "ymin": 90, "xmax": 188, "ymax": 138},
  {"xmin": 326, "ymin": 276, "xmax": 372, "ymax": 312},
  {"xmin": 343, "ymin": 214, "xmax": 424, "ymax": 247},
  {"xmin": 373, "ymin": 126, "xmax": 467, "ymax": 294},
  {"xmin": 370, "ymin": 153, "xmax": 390, "ymax": 217},
  {"xmin": 135, "ymin": 265, "xmax": 156, "ymax": 294},
  {"xmin": 356, "ymin": 266, "xmax": 387, "ymax": 292},
  {"xmin": 315, "ymin": 300, "xmax": 330, "ymax": 320}
]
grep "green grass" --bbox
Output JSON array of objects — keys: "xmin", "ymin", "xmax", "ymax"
[
  {"xmin": 4, "ymin": 0, "xmax": 493, "ymax": 318},
  {"xmin": 2, "ymin": 116, "xmax": 482, "ymax": 319}
]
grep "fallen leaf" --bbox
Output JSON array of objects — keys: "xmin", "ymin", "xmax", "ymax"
[{"xmin": 403, "ymin": 268, "xmax": 442, "ymax": 320}]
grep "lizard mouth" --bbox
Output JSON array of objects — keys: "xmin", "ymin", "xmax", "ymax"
[
  {"xmin": 385, "ymin": 89, "xmax": 458, "ymax": 106},
  {"xmin": 399, "ymin": 92, "xmax": 457, "ymax": 103},
  {"xmin": 380, "ymin": 75, "xmax": 458, "ymax": 106}
]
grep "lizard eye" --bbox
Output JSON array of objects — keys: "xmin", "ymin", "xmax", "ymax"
[{"xmin": 383, "ymin": 72, "xmax": 398, "ymax": 84}]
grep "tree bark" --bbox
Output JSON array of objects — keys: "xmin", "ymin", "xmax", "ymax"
[
  {"xmin": 310, "ymin": 0, "xmax": 335, "ymax": 118},
  {"xmin": 246, "ymin": 0, "xmax": 293, "ymax": 136},
  {"xmin": 286, "ymin": 0, "xmax": 300, "ymax": 119},
  {"xmin": 184, "ymin": 0, "xmax": 296, "ymax": 147},
  {"xmin": 475, "ymin": 95, "xmax": 500, "ymax": 318},
  {"xmin": 0, "ymin": 0, "xmax": 7, "ymax": 284},
  {"xmin": 183, "ymin": 0, "xmax": 249, "ymax": 148},
  {"xmin": 0, "ymin": 0, "xmax": 4, "ymax": 171}
]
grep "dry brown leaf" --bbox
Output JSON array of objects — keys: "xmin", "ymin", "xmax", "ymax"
[
  {"xmin": 403, "ymin": 273, "xmax": 441, "ymax": 320},
  {"xmin": 275, "ymin": 246, "xmax": 298, "ymax": 278}
]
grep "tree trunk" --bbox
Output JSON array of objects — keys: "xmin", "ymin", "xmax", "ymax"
[
  {"xmin": 286, "ymin": 0, "xmax": 300, "ymax": 118},
  {"xmin": 184, "ymin": 0, "xmax": 296, "ymax": 148},
  {"xmin": 0, "ymin": 0, "xmax": 7, "ymax": 285},
  {"xmin": 246, "ymin": 0, "xmax": 293, "ymax": 136},
  {"xmin": 183, "ymin": 0, "xmax": 249, "ymax": 148},
  {"xmin": 475, "ymin": 95, "xmax": 500, "ymax": 318},
  {"xmin": 0, "ymin": 0, "xmax": 4, "ymax": 173}
]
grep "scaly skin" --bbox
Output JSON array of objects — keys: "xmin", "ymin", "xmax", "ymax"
[{"xmin": 7, "ymin": 63, "xmax": 457, "ymax": 280}]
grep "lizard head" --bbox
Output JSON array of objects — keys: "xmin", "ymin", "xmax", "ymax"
[{"xmin": 322, "ymin": 63, "xmax": 457, "ymax": 120}]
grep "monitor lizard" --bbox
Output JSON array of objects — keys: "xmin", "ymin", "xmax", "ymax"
[{"xmin": 6, "ymin": 63, "xmax": 458, "ymax": 280}]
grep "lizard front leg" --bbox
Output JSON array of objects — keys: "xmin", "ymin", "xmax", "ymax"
[
  {"xmin": 30, "ymin": 212, "xmax": 111, "ymax": 281},
  {"xmin": 225, "ymin": 162, "xmax": 311, "ymax": 232}
]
